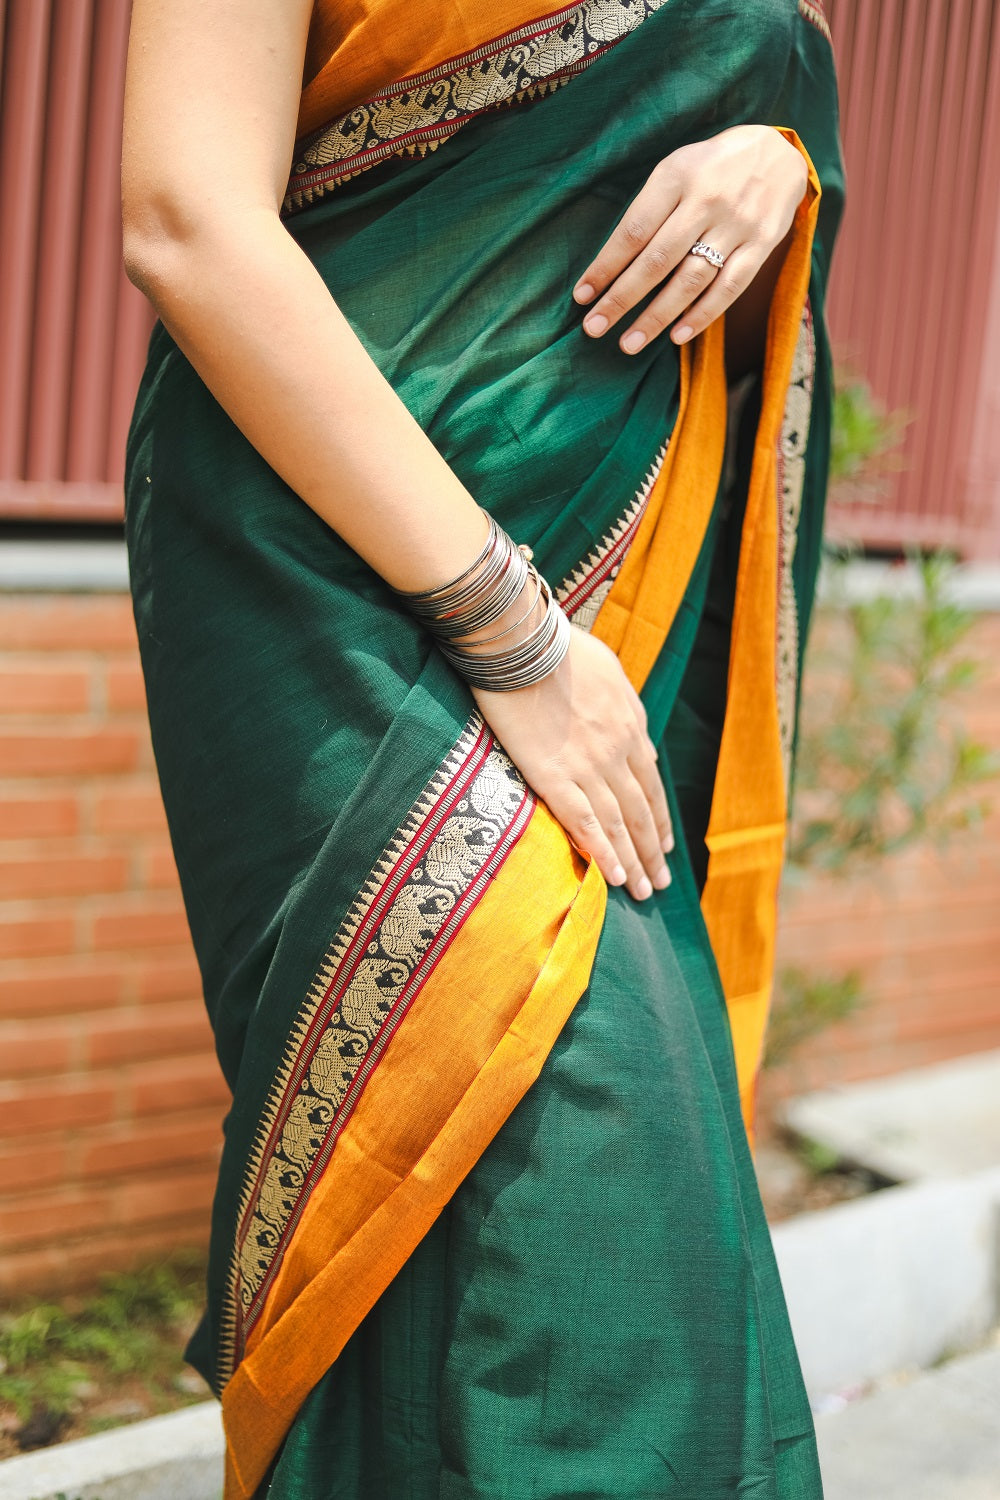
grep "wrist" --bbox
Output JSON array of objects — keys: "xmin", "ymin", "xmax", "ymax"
[{"xmin": 390, "ymin": 513, "xmax": 571, "ymax": 692}]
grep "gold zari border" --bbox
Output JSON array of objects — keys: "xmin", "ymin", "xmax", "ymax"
[
  {"xmin": 284, "ymin": 0, "xmax": 670, "ymax": 211},
  {"xmin": 798, "ymin": 0, "xmax": 832, "ymax": 43}
]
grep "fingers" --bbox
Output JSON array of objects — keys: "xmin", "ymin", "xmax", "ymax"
[
  {"xmin": 543, "ymin": 758, "xmax": 672, "ymax": 902},
  {"xmin": 669, "ymin": 245, "xmax": 760, "ymax": 346},
  {"xmin": 573, "ymin": 162, "xmax": 682, "ymax": 307},
  {"xmin": 582, "ymin": 223, "xmax": 750, "ymax": 354},
  {"xmin": 616, "ymin": 238, "xmax": 740, "ymax": 354},
  {"xmin": 547, "ymin": 781, "xmax": 630, "ymax": 891},
  {"xmin": 628, "ymin": 737, "xmax": 674, "ymax": 855},
  {"xmin": 580, "ymin": 223, "xmax": 716, "ymax": 351},
  {"xmin": 638, "ymin": 235, "xmax": 755, "ymax": 349},
  {"xmin": 584, "ymin": 771, "xmax": 670, "ymax": 900}
]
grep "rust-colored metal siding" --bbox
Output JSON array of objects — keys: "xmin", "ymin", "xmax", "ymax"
[
  {"xmin": 0, "ymin": 0, "xmax": 153, "ymax": 521},
  {"xmin": 825, "ymin": 0, "xmax": 1000, "ymax": 557},
  {"xmin": 2, "ymin": 0, "xmax": 1000, "ymax": 549}
]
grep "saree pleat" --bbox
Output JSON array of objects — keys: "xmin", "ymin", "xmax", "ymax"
[{"xmin": 124, "ymin": 0, "xmax": 844, "ymax": 1493}]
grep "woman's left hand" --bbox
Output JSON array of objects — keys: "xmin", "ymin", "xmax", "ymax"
[{"xmin": 573, "ymin": 125, "xmax": 808, "ymax": 354}]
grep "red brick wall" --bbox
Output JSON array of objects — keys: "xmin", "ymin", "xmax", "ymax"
[
  {"xmin": 1, "ymin": 592, "xmax": 999, "ymax": 1294},
  {"xmin": 0, "ymin": 594, "xmax": 226, "ymax": 1295},
  {"xmin": 760, "ymin": 611, "xmax": 1000, "ymax": 1119}
]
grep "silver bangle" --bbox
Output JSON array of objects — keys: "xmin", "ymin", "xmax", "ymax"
[{"xmin": 390, "ymin": 510, "xmax": 571, "ymax": 691}]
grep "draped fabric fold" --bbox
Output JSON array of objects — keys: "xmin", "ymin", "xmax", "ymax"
[{"xmin": 125, "ymin": 1, "xmax": 843, "ymax": 1493}]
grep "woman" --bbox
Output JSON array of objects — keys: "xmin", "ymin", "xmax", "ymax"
[{"xmin": 121, "ymin": 0, "xmax": 844, "ymax": 1495}]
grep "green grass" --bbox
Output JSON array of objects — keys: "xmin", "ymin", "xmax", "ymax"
[{"xmin": 0, "ymin": 1251, "xmax": 208, "ymax": 1434}]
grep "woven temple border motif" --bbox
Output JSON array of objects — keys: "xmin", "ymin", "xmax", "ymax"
[
  {"xmin": 775, "ymin": 299, "xmax": 817, "ymax": 786},
  {"xmin": 283, "ymin": 0, "xmax": 670, "ymax": 211},
  {"xmin": 797, "ymin": 0, "xmax": 832, "ymax": 43},
  {"xmin": 218, "ymin": 716, "xmax": 533, "ymax": 1384},
  {"xmin": 555, "ymin": 444, "xmax": 667, "ymax": 631}
]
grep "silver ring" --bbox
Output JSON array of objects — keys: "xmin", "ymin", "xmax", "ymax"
[{"xmin": 689, "ymin": 240, "xmax": 726, "ymax": 270}]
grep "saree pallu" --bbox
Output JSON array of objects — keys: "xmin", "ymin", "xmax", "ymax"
[{"xmin": 124, "ymin": 1, "xmax": 844, "ymax": 1494}]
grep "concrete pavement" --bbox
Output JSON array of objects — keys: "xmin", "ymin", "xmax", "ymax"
[{"xmin": 817, "ymin": 1339, "xmax": 1000, "ymax": 1500}]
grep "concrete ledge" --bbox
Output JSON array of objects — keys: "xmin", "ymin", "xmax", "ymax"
[
  {"xmin": 0, "ymin": 1400, "xmax": 223, "ymax": 1500},
  {"xmin": 3, "ymin": 1162, "xmax": 999, "ymax": 1493},
  {"xmin": 772, "ymin": 1168, "xmax": 1000, "ymax": 1400},
  {"xmin": 816, "ymin": 1341, "xmax": 1000, "ymax": 1500},
  {"xmin": 2, "ymin": 546, "xmax": 999, "ymax": 607},
  {"xmin": 817, "ymin": 558, "xmax": 1000, "ymax": 610},
  {"xmin": 0, "ymin": 540, "xmax": 128, "ymax": 592},
  {"xmin": 782, "ymin": 1048, "xmax": 1000, "ymax": 1183}
]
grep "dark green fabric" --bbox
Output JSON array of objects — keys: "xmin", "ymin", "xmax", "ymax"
[
  {"xmin": 124, "ymin": 0, "xmax": 844, "ymax": 1493},
  {"xmin": 259, "ymin": 457, "xmax": 821, "ymax": 1500}
]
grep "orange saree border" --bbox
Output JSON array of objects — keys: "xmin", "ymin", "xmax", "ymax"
[
  {"xmin": 287, "ymin": 0, "xmax": 669, "ymax": 211},
  {"xmin": 593, "ymin": 129, "xmax": 822, "ymax": 1139},
  {"xmin": 298, "ymin": 0, "xmax": 558, "ymax": 137},
  {"xmin": 220, "ymin": 720, "xmax": 531, "ymax": 1381},
  {"xmin": 222, "ymin": 802, "xmax": 606, "ymax": 1498}
]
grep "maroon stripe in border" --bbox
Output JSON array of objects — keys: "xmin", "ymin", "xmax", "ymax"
[
  {"xmin": 232, "ymin": 727, "xmax": 539, "ymax": 1356},
  {"xmin": 233, "ymin": 724, "xmax": 493, "ymax": 1250},
  {"xmin": 560, "ymin": 502, "xmax": 648, "ymax": 617}
]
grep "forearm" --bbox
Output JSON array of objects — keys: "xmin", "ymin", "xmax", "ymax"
[{"xmin": 124, "ymin": 207, "xmax": 490, "ymax": 590}]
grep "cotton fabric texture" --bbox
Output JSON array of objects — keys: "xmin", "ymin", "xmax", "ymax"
[{"xmin": 123, "ymin": 0, "xmax": 844, "ymax": 1494}]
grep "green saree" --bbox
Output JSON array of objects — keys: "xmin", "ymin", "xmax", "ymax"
[{"xmin": 124, "ymin": 0, "xmax": 844, "ymax": 1494}]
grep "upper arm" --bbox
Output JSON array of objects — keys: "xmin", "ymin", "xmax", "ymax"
[{"xmin": 122, "ymin": 0, "xmax": 314, "ymax": 236}]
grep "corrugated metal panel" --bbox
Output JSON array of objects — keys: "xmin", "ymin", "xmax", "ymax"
[
  {"xmin": 0, "ymin": 0, "xmax": 153, "ymax": 521},
  {"xmin": 2, "ymin": 0, "xmax": 1000, "ymax": 549},
  {"xmin": 825, "ymin": 0, "xmax": 1000, "ymax": 557}
]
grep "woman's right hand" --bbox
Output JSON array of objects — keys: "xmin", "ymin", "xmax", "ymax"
[{"xmin": 471, "ymin": 625, "xmax": 674, "ymax": 901}]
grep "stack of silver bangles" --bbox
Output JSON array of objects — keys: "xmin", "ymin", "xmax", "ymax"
[{"xmin": 391, "ymin": 512, "xmax": 571, "ymax": 691}]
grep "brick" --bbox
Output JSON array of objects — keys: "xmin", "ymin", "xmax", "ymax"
[
  {"xmin": 0, "ymin": 792, "xmax": 80, "ymax": 839},
  {"xmin": 0, "ymin": 1241, "xmax": 68, "ymax": 1295},
  {"xmin": 105, "ymin": 660, "xmax": 148, "ymax": 712},
  {"xmin": 0, "ymin": 912, "xmax": 76, "ymax": 959},
  {"xmin": 80, "ymin": 1115, "xmax": 223, "ymax": 1179},
  {"xmin": 0, "ymin": 959, "xmax": 125, "ymax": 1017},
  {"xmin": 142, "ymin": 841, "xmax": 180, "ymax": 889},
  {"xmin": 135, "ymin": 953, "xmax": 201, "ymax": 1006},
  {"xmin": 116, "ymin": 1167, "xmax": 216, "ymax": 1229},
  {"xmin": 0, "ymin": 1081, "xmax": 116, "ymax": 1135},
  {"xmin": 0, "ymin": 1024, "xmax": 74, "ymax": 1077},
  {"xmin": 92, "ymin": 784, "xmax": 168, "ymax": 835},
  {"xmin": 870, "ymin": 965, "xmax": 1000, "ymax": 1007},
  {"xmin": 0, "ymin": 1187, "xmax": 114, "ymax": 1250},
  {"xmin": 0, "ymin": 1219, "xmax": 211, "ymax": 1298},
  {"xmin": 0, "ymin": 851, "xmax": 130, "ymax": 900},
  {"xmin": 0, "ymin": 597, "xmax": 137, "ymax": 651},
  {"xmin": 127, "ymin": 1054, "xmax": 229, "ymax": 1117},
  {"xmin": 893, "ymin": 1002, "xmax": 1000, "ymax": 1046},
  {"xmin": 84, "ymin": 1001, "xmax": 214, "ymax": 1067},
  {"xmin": 0, "ymin": 665, "xmax": 93, "ymax": 715},
  {"xmin": 89, "ymin": 899, "xmax": 190, "ymax": 951},
  {"xmin": 0, "ymin": 1143, "xmax": 68, "ymax": 1195},
  {"xmin": 0, "ymin": 728, "xmax": 142, "ymax": 777}
]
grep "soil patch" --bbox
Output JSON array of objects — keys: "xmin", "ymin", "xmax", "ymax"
[{"xmin": 757, "ymin": 1125, "xmax": 890, "ymax": 1222}]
